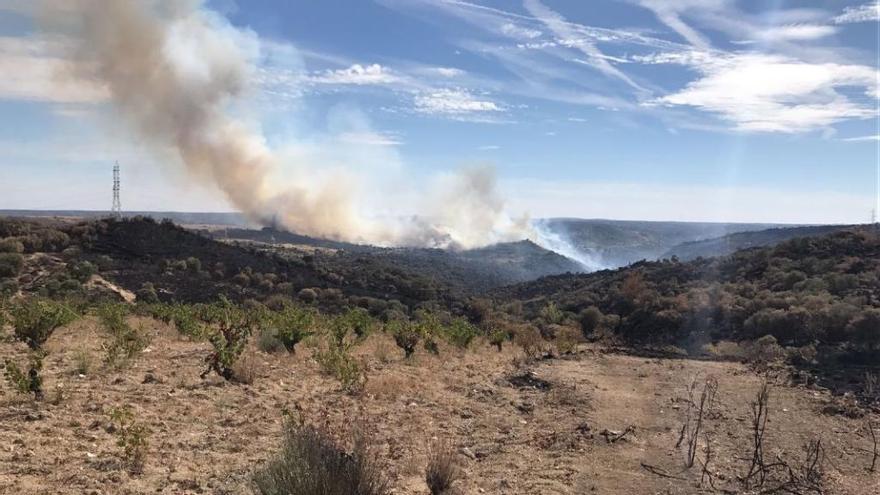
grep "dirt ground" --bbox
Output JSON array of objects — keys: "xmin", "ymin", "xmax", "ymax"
[{"xmin": 0, "ymin": 317, "xmax": 878, "ymax": 494}]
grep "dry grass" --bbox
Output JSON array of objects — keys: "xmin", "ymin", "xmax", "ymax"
[
  {"xmin": 253, "ymin": 419, "xmax": 389, "ymax": 495},
  {"xmin": 425, "ymin": 442, "xmax": 462, "ymax": 495}
]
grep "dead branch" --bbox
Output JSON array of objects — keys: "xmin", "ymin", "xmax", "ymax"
[
  {"xmin": 640, "ymin": 462, "xmax": 686, "ymax": 481},
  {"xmin": 870, "ymin": 420, "xmax": 878, "ymax": 473},
  {"xmin": 744, "ymin": 379, "xmax": 771, "ymax": 488}
]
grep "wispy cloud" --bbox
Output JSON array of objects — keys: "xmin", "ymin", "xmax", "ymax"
[
  {"xmin": 523, "ymin": 0, "xmax": 647, "ymax": 94},
  {"xmin": 842, "ymin": 135, "xmax": 880, "ymax": 142},
  {"xmin": 308, "ymin": 63, "xmax": 402, "ymax": 85},
  {"xmin": 653, "ymin": 53, "xmax": 877, "ymax": 133},
  {"xmin": 636, "ymin": 0, "xmax": 717, "ymax": 49},
  {"xmin": 414, "ymin": 88, "xmax": 503, "ymax": 117},
  {"xmin": 834, "ymin": 2, "xmax": 879, "ymax": 24},
  {"xmin": 478, "ymin": 145, "xmax": 499, "ymax": 150},
  {"xmin": 337, "ymin": 131, "xmax": 403, "ymax": 146}
]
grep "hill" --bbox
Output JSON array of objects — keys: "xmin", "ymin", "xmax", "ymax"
[
  {"xmin": 663, "ymin": 224, "xmax": 857, "ymax": 261},
  {"xmin": 537, "ymin": 218, "xmax": 784, "ymax": 268},
  {"xmin": 209, "ymin": 227, "xmax": 585, "ymax": 294},
  {"xmin": 492, "ymin": 228, "xmax": 880, "ymax": 354}
]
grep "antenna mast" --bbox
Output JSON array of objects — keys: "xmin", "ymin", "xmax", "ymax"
[{"xmin": 112, "ymin": 162, "xmax": 122, "ymax": 219}]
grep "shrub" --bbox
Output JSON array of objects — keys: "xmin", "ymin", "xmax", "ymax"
[
  {"xmin": 0, "ymin": 279, "xmax": 18, "ymax": 297},
  {"xmin": 98, "ymin": 303, "xmax": 149, "ymax": 368},
  {"xmin": 745, "ymin": 335, "xmax": 786, "ymax": 364},
  {"xmin": 135, "ymin": 282, "xmax": 159, "ymax": 304},
  {"xmin": 0, "ymin": 238, "xmax": 24, "ymax": 253},
  {"xmin": 3, "ymin": 352, "xmax": 44, "ymax": 399},
  {"xmin": 202, "ymin": 299, "xmax": 252, "ymax": 381},
  {"xmin": 513, "ymin": 325, "xmax": 545, "ymax": 359},
  {"xmin": 11, "ymin": 298, "xmax": 77, "ymax": 349},
  {"xmin": 0, "ymin": 252, "xmax": 24, "ymax": 278},
  {"xmin": 539, "ymin": 301, "xmax": 564, "ymax": 325},
  {"xmin": 315, "ymin": 343, "xmax": 363, "ymax": 393},
  {"xmin": 388, "ymin": 320, "xmax": 420, "ymax": 358},
  {"xmin": 578, "ymin": 306, "xmax": 603, "ymax": 336},
  {"xmin": 297, "ymin": 288, "xmax": 318, "ymax": 304},
  {"xmin": 489, "ymin": 328, "xmax": 508, "ymax": 351},
  {"xmin": 272, "ymin": 306, "xmax": 314, "ymax": 353},
  {"xmin": 555, "ymin": 325, "xmax": 583, "ymax": 354},
  {"xmin": 425, "ymin": 443, "xmax": 462, "ymax": 495},
  {"xmin": 71, "ymin": 348, "xmax": 93, "ymax": 375},
  {"xmin": 69, "ymin": 261, "xmax": 97, "ymax": 282},
  {"xmin": 185, "ymin": 257, "xmax": 202, "ymax": 273},
  {"xmin": 847, "ymin": 308, "xmax": 880, "ymax": 352},
  {"xmin": 253, "ymin": 417, "xmax": 389, "ymax": 495},
  {"xmin": 443, "ymin": 318, "xmax": 479, "ymax": 349},
  {"xmin": 109, "ymin": 406, "xmax": 150, "ymax": 474},
  {"xmin": 257, "ymin": 329, "xmax": 286, "ymax": 354}
]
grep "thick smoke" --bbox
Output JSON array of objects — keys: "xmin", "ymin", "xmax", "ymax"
[{"xmin": 41, "ymin": 0, "xmax": 527, "ymax": 248}]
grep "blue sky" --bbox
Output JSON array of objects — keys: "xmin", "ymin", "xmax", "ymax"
[{"xmin": 0, "ymin": 0, "xmax": 878, "ymax": 225}]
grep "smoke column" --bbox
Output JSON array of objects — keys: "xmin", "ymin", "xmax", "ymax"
[{"xmin": 40, "ymin": 0, "xmax": 527, "ymax": 248}]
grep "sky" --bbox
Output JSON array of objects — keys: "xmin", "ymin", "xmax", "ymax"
[{"xmin": 0, "ymin": 0, "xmax": 878, "ymax": 225}]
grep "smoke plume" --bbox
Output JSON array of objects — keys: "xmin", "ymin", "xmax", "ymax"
[{"xmin": 41, "ymin": 0, "xmax": 528, "ymax": 248}]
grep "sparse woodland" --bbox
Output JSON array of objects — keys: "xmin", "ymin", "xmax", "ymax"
[{"xmin": 0, "ymin": 216, "xmax": 878, "ymax": 494}]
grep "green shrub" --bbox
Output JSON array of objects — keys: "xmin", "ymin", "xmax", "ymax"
[
  {"xmin": 539, "ymin": 301, "xmax": 564, "ymax": 325},
  {"xmin": 253, "ymin": 416, "xmax": 388, "ymax": 495},
  {"xmin": 69, "ymin": 261, "xmax": 97, "ymax": 282},
  {"xmin": 98, "ymin": 303, "xmax": 149, "ymax": 367},
  {"xmin": 0, "ymin": 279, "xmax": 18, "ymax": 297},
  {"xmin": 273, "ymin": 306, "xmax": 314, "ymax": 353},
  {"xmin": 11, "ymin": 298, "xmax": 77, "ymax": 349},
  {"xmin": 443, "ymin": 318, "xmax": 479, "ymax": 350},
  {"xmin": 3, "ymin": 352, "xmax": 44, "ymax": 399},
  {"xmin": 0, "ymin": 238, "xmax": 24, "ymax": 253},
  {"xmin": 0, "ymin": 252, "xmax": 24, "ymax": 278},
  {"xmin": 202, "ymin": 299, "xmax": 251, "ymax": 381},
  {"xmin": 315, "ymin": 343, "xmax": 363, "ymax": 393},
  {"xmin": 388, "ymin": 320, "xmax": 420, "ymax": 358},
  {"xmin": 135, "ymin": 282, "xmax": 159, "ymax": 304},
  {"xmin": 109, "ymin": 406, "xmax": 150, "ymax": 474},
  {"xmin": 489, "ymin": 328, "xmax": 508, "ymax": 351},
  {"xmin": 578, "ymin": 306, "xmax": 603, "ymax": 336}
]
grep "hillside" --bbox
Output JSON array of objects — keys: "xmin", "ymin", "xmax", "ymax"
[
  {"xmin": 1, "ymin": 216, "xmax": 879, "ymax": 495},
  {"xmin": 537, "ymin": 218, "xmax": 783, "ymax": 268},
  {"xmin": 210, "ymin": 227, "xmax": 585, "ymax": 294},
  {"xmin": 492, "ymin": 228, "xmax": 880, "ymax": 358},
  {"xmin": 663, "ymin": 224, "xmax": 856, "ymax": 261}
]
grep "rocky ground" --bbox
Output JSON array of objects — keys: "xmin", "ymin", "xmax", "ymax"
[{"xmin": 1, "ymin": 316, "xmax": 878, "ymax": 494}]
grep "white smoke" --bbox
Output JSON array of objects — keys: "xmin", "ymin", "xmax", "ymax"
[
  {"xmin": 38, "ymin": 0, "xmax": 528, "ymax": 248},
  {"xmin": 531, "ymin": 219, "xmax": 604, "ymax": 271}
]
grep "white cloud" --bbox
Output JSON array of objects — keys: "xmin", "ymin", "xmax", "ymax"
[
  {"xmin": 756, "ymin": 24, "xmax": 838, "ymax": 42},
  {"xmin": 425, "ymin": 67, "xmax": 465, "ymax": 77},
  {"xmin": 500, "ymin": 23, "xmax": 542, "ymax": 40},
  {"xmin": 834, "ymin": 2, "xmax": 879, "ymax": 24},
  {"xmin": 309, "ymin": 63, "xmax": 401, "ymax": 85},
  {"xmin": 414, "ymin": 88, "xmax": 503, "ymax": 116},
  {"xmin": 478, "ymin": 145, "xmax": 500, "ymax": 150},
  {"xmin": 654, "ymin": 53, "xmax": 877, "ymax": 133},
  {"xmin": 568, "ymin": 117, "xmax": 588, "ymax": 122},
  {"xmin": 337, "ymin": 131, "xmax": 403, "ymax": 146},
  {"xmin": 842, "ymin": 135, "xmax": 880, "ymax": 142}
]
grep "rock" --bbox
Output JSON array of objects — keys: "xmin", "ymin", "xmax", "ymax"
[{"xmin": 460, "ymin": 447, "xmax": 477, "ymax": 460}]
